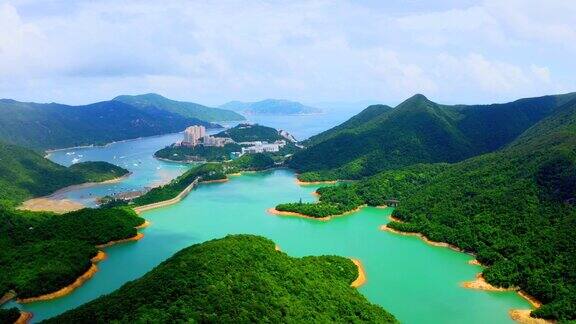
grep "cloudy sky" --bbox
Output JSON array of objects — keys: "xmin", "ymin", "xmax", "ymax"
[{"xmin": 1, "ymin": 0, "xmax": 575, "ymax": 107}]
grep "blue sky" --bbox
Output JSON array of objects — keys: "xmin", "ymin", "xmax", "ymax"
[{"xmin": 1, "ymin": 0, "xmax": 574, "ymax": 108}]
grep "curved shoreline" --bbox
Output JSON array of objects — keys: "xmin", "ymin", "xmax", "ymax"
[
  {"xmin": 15, "ymin": 223, "xmax": 145, "ymax": 305},
  {"xmin": 17, "ymin": 264, "xmax": 99, "ymax": 303},
  {"xmin": 295, "ymin": 179, "xmax": 337, "ymax": 185},
  {"xmin": 266, "ymin": 206, "xmax": 365, "ymax": 222},
  {"xmin": 95, "ymin": 232, "xmax": 144, "ymax": 248},
  {"xmin": 17, "ymin": 173, "xmax": 131, "ymax": 213},
  {"xmin": 381, "ymin": 217, "xmax": 550, "ymax": 323},
  {"xmin": 133, "ymin": 178, "xmax": 200, "ymax": 214},
  {"xmin": 350, "ymin": 259, "xmax": 366, "ymax": 288},
  {"xmin": 15, "ymin": 311, "xmax": 33, "ymax": 324}
]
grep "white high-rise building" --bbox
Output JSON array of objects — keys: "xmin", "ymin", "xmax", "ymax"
[{"xmin": 183, "ymin": 125, "xmax": 206, "ymax": 146}]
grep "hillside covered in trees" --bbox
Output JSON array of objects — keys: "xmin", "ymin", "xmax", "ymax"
[
  {"xmin": 46, "ymin": 235, "xmax": 397, "ymax": 323},
  {"xmin": 290, "ymin": 92, "xmax": 576, "ymax": 181},
  {"xmin": 0, "ymin": 142, "xmax": 129, "ymax": 206},
  {"xmin": 114, "ymin": 93, "xmax": 245, "ymax": 122},
  {"xmin": 0, "ymin": 98, "xmax": 221, "ymax": 150},
  {"xmin": 214, "ymin": 123, "xmax": 286, "ymax": 142},
  {"xmin": 0, "ymin": 207, "xmax": 144, "ymax": 301},
  {"xmin": 277, "ymin": 96, "xmax": 576, "ymax": 321}
]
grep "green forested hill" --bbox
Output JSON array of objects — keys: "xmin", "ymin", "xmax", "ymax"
[
  {"xmin": 303, "ymin": 104, "xmax": 393, "ymax": 146},
  {"xmin": 0, "ymin": 207, "xmax": 144, "ymax": 300},
  {"xmin": 46, "ymin": 235, "xmax": 397, "ymax": 323},
  {"xmin": 214, "ymin": 123, "xmax": 285, "ymax": 142},
  {"xmin": 0, "ymin": 99, "xmax": 213, "ymax": 150},
  {"xmin": 290, "ymin": 92, "xmax": 576, "ymax": 180},
  {"xmin": 278, "ymin": 97, "xmax": 576, "ymax": 320},
  {"xmin": 114, "ymin": 93, "xmax": 245, "ymax": 122},
  {"xmin": 0, "ymin": 142, "xmax": 128, "ymax": 206}
]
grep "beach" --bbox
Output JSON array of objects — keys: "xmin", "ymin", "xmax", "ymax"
[{"xmin": 350, "ymin": 259, "xmax": 366, "ymax": 288}]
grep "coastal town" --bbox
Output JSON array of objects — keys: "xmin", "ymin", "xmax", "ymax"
[{"xmin": 181, "ymin": 124, "xmax": 291, "ymax": 157}]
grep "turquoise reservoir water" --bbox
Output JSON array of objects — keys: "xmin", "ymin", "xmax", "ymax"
[{"xmin": 10, "ymin": 169, "xmax": 531, "ymax": 323}]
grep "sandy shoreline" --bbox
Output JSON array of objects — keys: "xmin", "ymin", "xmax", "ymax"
[
  {"xmin": 17, "ymin": 198, "xmax": 85, "ymax": 214},
  {"xmin": 509, "ymin": 310, "xmax": 553, "ymax": 324},
  {"xmin": 18, "ymin": 263, "xmax": 99, "ymax": 303},
  {"xmin": 135, "ymin": 220, "xmax": 151, "ymax": 229},
  {"xmin": 96, "ymin": 232, "xmax": 144, "ymax": 248},
  {"xmin": 267, "ymin": 206, "xmax": 365, "ymax": 222},
  {"xmin": 17, "ymin": 173, "xmax": 131, "ymax": 214},
  {"xmin": 461, "ymin": 273, "xmax": 515, "ymax": 291},
  {"xmin": 295, "ymin": 179, "xmax": 337, "ymax": 185},
  {"xmin": 15, "ymin": 311, "xmax": 33, "ymax": 324},
  {"xmin": 350, "ymin": 259, "xmax": 366, "ymax": 288},
  {"xmin": 380, "ymin": 224, "xmax": 464, "ymax": 252},
  {"xmin": 383, "ymin": 216, "xmax": 550, "ymax": 323}
]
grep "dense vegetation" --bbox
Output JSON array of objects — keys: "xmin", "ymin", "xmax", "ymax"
[
  {"xmin": 46, "ymin": 235, "xmax": 397, "ymax": 323},
  {"xmin": 114, "ymin": 93, "xmax": 245, "ymax": 122},
  {"xmin": 279, "ymin": 98, "xmax": 576, "ymax": 320},
  {"xmin": 290, "ymin": 92, "xmax": 576, "ymax": 180},
  {"xmin": 132, "ymin": 163, "xmax": 227, "ymax": 206},
  {"xmin": 0, "ymin": 207, "xmax": 144, "ymax": 299},
  {"xmin": 230, "ymin": 153, "xmax": 275, "ymax": 171},
  {"xmin": 220, "ymin": 99, "xmax": 322, "ymax": 115},
  {"xmin": 214, "ymin": 123, "xmax": 285, "ymax": 142},
  {"xmin": 132, "ymin": 155, "xmax": 276, "ymax": 207},
  {"xmin": 277, "ymin": 164, "xmax": 446, "ymax": 218},
  {"xmin": 0, "ymin": 98, "xmax": 216, "ymax": 150},
  {"xmin": 154, "ymin": 143, "xmax": 242, "ymax": 162},
  {"xmin": 0, "ymin": 142, "xmax": 128, "ymax": 206},
  {"xmin": 0, "ymin": 308, "xmax": 20, "ymax": 323}
]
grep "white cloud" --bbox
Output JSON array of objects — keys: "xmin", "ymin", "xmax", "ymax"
[{"xmin": 0, "ymin": 0, "xmax": 574, "ymax": 106}]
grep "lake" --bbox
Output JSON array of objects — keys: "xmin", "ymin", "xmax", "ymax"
[{"xmin": 8, "ymin": 115, "xmax": 532, "ymax": 323}]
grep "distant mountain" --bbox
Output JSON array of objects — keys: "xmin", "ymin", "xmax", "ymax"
[
  {"xmin": 114, "ymin": 93, "xmax": 245, "ymax": 122},
  {"xmin": 220, "ymin": 99, "xmax": 322, "ymax": 115},
  {"xmin": 0, "ymin": 141, "xmax": 128, "ymax": 206},
  {"xmin": 0, "ymin": 98, "xmax": 214, "ymax": 150},
  {"xmin": 290, "ymin": 92, "xmax": 576, "ymax": 180},
  {"xmin": 46, "ymin": 235, "xmax": 397, "ymax": 323}
]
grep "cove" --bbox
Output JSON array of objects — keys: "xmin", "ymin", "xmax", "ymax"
[{"xmin": 8, "ymin": 169, "xmax": 532, "ymax": 323}]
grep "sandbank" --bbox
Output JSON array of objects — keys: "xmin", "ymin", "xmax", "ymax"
[
  {"xmin": 15, "ymin": 311, "xmax": 33, "ymax": 324},
  {"xmin": 350, "ymin": 258, "xmax": 367, "ymax": 288},
  {"xmin": 96, "ymin": 232, "xmax": 144, "ymax": 248},
  {"xmin": 275, "ymin": 245, "xmax": 281, "ymax": 251},
  {"xmin": 509, "ymin": 310, "xmax": 554, "ymax": 324},
  {"xmin": 17, "ymin": 198, "xmax": 85, "ymax": 214},
  {"xmin": 17, "ymin": 173, "xmax": 131, "ymax": 213},
  {"xmin": 18, "ymin": 264, "xmax": 99, "ymax": 303},
  {"xmin": 461, "ymin": 273, "xmax": 515, "ymax": 291}
]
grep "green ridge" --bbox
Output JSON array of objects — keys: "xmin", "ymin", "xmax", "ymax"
[
  {"xmin": 45, "ymin": 235, "xmax": 397, "ymax": 323},
  {"xmin": 290, "ymin": 92, "xmax": 576, "ymax": 180},
  {"xmin": 114, "ymin": 93, "xmax": 245, "ymax": 122}
]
